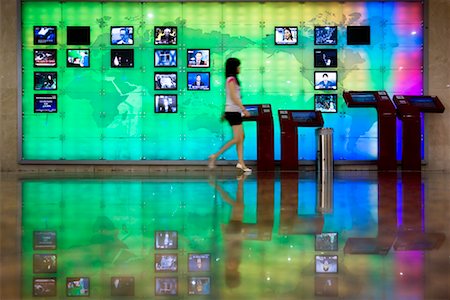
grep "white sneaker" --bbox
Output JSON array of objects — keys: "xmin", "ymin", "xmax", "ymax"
[{"xmin": 236, "ymin": 163, "xmax": 252, "ymax": 173}]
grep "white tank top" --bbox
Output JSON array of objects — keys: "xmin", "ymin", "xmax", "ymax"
[{"xmin": 225, "ymin": 76, "xmax": 242, "ymax": 112}]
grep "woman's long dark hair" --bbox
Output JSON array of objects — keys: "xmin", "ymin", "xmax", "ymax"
[{"xmin": 225, "ymin": 57, "xmax": 241, "ymax": 86}]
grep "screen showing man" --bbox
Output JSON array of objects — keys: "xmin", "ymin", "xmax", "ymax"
[
  {"xmin": 155, "ymin": 27, "xmax": 177, "ymax": 45},
  {"xmin": 314, "ymin": 72, "xmax": 337, "ymax": 90},
  {"xmin": 111, "ymin": 26, "xmax": 134, "ymax": 45}
]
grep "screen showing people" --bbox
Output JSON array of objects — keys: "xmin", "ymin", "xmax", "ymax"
[
  {"xmin": 155, "ymin": 254, "xmax": 178, "ymax": 272},
  {"xmin": 154, "ymin": 72, "xmax": 177, "ymax": 90},
  {"xmin": 314, "ymin": 72, "xmax": 337, "ymax": 90},
  {"xmin": 155, "ymin": 26, "xmax": 177, "ymax": 45},
  {"xmin": 155, "ymin": 230, "xmax": 178, "ymax": 249},
  {"xmin": 34, "ymin": 50, "xmax": 57, "ymax": 67},
  {"xmin": 275, "ymin": 26, "xmax": 298, "ymax": 45},
  {"xmin": 111, "ymin": 49, "xmax": 134, "ymax": 68},
  {"xmin": 155, "ymin": 95, "xmax": 177, "ymax": 113},
  {"xmin": 67, "ymin": 49, "xmax": 90, "ymax": 68},
  {"xmin": 34, "ymin": 72, "xmax": 57, "ymax": 90},
  {"xmin": 187, "ymin": 72, "xmax": 210, "ymax": 91},
  {"xmin": 315, "ymin": 255, "xmax": 338, "ymax": 274},
  {"xmin": 111, "ymin": 26, "xmax": 134, "ymax": 45},
  {"xmin": 314, "ymin": 49, "xmax": 337, "ymax": 68},
  {"xmin": 314, "ymin": 26, "xmax": 338, "ymax": 45},
  {"xmin": 34, "ymin": 26, "xmax": 56, "ymax": 45},
  {"xmin": 314, "ymin": 94, "xmax": 337, "ymax": 113},
  {"xmin": 187, "ymin": 49, "xmax": 210, "ymax": 68},
  {"xmin": 154, "ymin": 49, "xmax": 177, "ymax": 67}
]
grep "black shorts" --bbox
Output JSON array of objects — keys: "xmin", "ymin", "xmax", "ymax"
[{"xmin": 224, "ymin": 112, "xmax": 243, "ymax": 126}]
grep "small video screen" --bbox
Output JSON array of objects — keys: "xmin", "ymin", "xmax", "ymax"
[
  {"xmin": 66, "ymin": 277, "xmax": 90, "ymax": 297},
  {"xmin": 67, "ymin": 26, "xmax": 90, "ymax": 45},
  {"xmin": 67, "ymin": 49, "xmax": 90, "ymax": 68},
  {"xmin": 154, "ymin": 94, "xmax": 177, "ymax": 113},
  {"xmin": 349, "ymin": 92, "xmax": 377, "ymax": 104},
  {"xmin": 187, "ymin": 72, "xmax": 210, "ymax": 91},
  {"xmin": 188, "ymin": 253, "xmax": 211, "ymax": 272},
  {"xmin": 154, "ymin": 49, "xmax": 177, "ymax": 67},
  {"xmin": 315, "ymin": 232, "xmax": 339, "ymax": 251},
  {"xmin": 315, "ymin": 276, "xmax": 338, "ymax": 297},
  {"xmin": 314, "ymin": 71, "xmax": 337, "ymax": 90},
  {"xmin": 155, "ymin": 231, "xmax": 178, "ymax": 249},
  {"xmin": 34, "ymin": 72, "xmax": 57, "ymax": 91},
  {"xmin": 111, "ymin": 26, "xmax": 134, "ymax": 45},
  {"xmin": 155, "ymin": 254, "xmax": 178, "ymax": 272},
  {"xmin": 33, "ymin": 231, "xmax": 56, "ymax": 250},
  {"xmin": 347, "ymin": 26, "xmax": 371, "ymax": 45},
  {"xmin": 314, "ymin": 26, "xmax": 338, "ymax": 45},
  {"xmin": 111, "ymin": 49, "xmax": 134, "ymax": 68},
  {"xmin": 111, "ymin": 277, "xmax": 135, "ymax": 297},
  {"xmin": 274, "ymin": 26, "xmax": 298, "ymax": 45},
  {"xmin": 315, "ymin": 255, "xmax": 338, "ymax": 274},
  {"xmin": 244, "ymin": 105, "xmax": 259, "ymax": 117},
  {"xmin": 155, "ymin": 277, "xmax": 177, "ymax": 295},
  {"xmin": 34, "ymin": 94, "xmax": 57, "ymax": 113},
  {"xmin": 291, "ymin": 111, "xmax": 318, "ymax": 123},
  {"xmin": 34, "ymin": 26, "xmax": 57, "ymax": 45},
  {"xmin": 187, "ymin": 49, "xmax": 210, "ymax": 68},
  {"xmin": 33, "ymin": 254, "xmax": 57, "ymax": 273},
  {"xmin": 188, "ymin": 277, "xmax": 211, "ymax": 295},
  {"xmin": 314, "ymin": 94, "xmax": 338, "ymax": 113},
  {"xmin": 154, "ymin": 26, "xmax": 177, "ymax": 45},
  {"xmin": 33, "ymin": 278, "xmax": 57, "ymax": 297},
  {"xmin": 34, "ymin": 49, "xmax": 57, "ymax": 67},
  {"xmin": 154, "ymin": 72, "xmax": 177, "ymax": 90},
  {"xmin": 314, "ymin": 49, "xmax": 337, "ymax": 68}
]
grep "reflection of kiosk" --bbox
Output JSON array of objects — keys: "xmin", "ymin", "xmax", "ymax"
[
  {"xmin": 392, "ymin": 95, "xmax": 445, "ymax": 170},
  {"xmin": 343, "ymin": 91, "xmax": 397, "ymax": 171},
  {"xmin": 278, "ymin": 110, "xmax": 324, "ymax": 170},
  {"xmin": 243, "ymin": 104, "xmax": 275, "ymax": 171}
]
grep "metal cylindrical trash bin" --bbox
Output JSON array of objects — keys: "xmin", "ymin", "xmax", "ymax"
[{"xmin": 316, "ymin": 128, "xmax": 334, "ymax": 173}]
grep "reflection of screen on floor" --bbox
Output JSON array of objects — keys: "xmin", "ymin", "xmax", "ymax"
[
  {"xmin": 33, "ymin": 231, "xmax": 56, "ymax": 250},
  {"xmin": 188, "ymin": 277, "xmax": 211, "ymax": 295},
  {"xmin": 155, "ymin": 231, "xmax": 178, "ymax": 249},
  {"xmin": 315, "ymin": 255, "xmax": 338, "ymax": 273},
  {"xmin": 188, "ymin": 253, "xmax": 211, "ymax": 272},
  {"xmin": 33, "ymin": 254, "xmax": 57, "ymax": 273},
  {"xmin": 33, "ymin": 278, "xmax": 57, "ymax": 297},
  {"xmin": 155, "ymin": 277, "xmax": 177, "ymax": 295},
  {"xmin": 155, "ymin": 254, "xmax": 178, "ymax": 272},
  {"xmin": 66, "ymin": 277, "xmax": 90, "ymax": 296},
  {"xmin": 111, "ymin": 277, "xmax": 135, "ymax": 296}
]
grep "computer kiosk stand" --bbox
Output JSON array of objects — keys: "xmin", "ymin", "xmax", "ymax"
[
  {"xmin": 278, "ymin": 110, "xmax": 324, "ymax": 170},
  {"xmin": 343, "ymin": 91, "xmax": 397, "ymax": 171},
  {"xmin": 392, "ymin": 95, "xmax": 445, "ymax": 170},
  {"xmin": 243, "ymin": 104, "xmax": 275, "ymax": 171}
]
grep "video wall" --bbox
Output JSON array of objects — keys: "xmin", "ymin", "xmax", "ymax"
[{"xmin": 21, "ymin": 1, "xmax": 424, "ymax": 162}]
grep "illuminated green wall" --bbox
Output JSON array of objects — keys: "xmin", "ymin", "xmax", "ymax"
[{"xmin": 21, "ymin": 1, "xmax": 424, "ymax": 161}]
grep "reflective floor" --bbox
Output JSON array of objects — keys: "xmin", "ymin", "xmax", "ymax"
[{"xmin": 0, "ymin": 170, "xmax": 449, "ymax": 299}]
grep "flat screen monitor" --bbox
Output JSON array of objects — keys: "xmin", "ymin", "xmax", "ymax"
[
  {"xmin": 315, "ymin": 232, "xmax": 338, "ymax": 251},
  {"xmin": 291, "ymin": 111, "xmax": 318, "ymax": 123},
  {"xmin": 34, "ymin": 26, "xmax": 57, "ymax": 45},
  {"xmin": 154, "ymin": 26, "xmax": 177, "ymax": 45},
  {"xmin": 154, "ymin": 94, "xmax": 177, "ymax": 113},
  {"xmin": 155, "ymin": 230, "xmax": 178, "ymax": 249},
  {"xmin": 67, "ymin": 49, "xmax": 90, "ymax": 68},
  {"xmin": 33, "ymin": 231, "xmax": 56, "ymax": 250},
  {"xmin": 314, "ymin": 49, "xmax": 337, "ymax": 68},
  {"xmin": 111, "ymin": 49, "xmax": 134, "ymax": 68},
  {"xmin": 111, "ymin": 277, "xmax": 135, "ymax": 297},
  {"xmin": 110, "ymin": 26, "xmax": 134, "ymax": 45},
  {"xmin": 34, "ymin": 72, "xmax": 57, "ymax": 91},
  {"xmin": 34, "ymin": 94, "xmax": 57, "ymax": 113},
  {"xmin": 154, "ymin": 49, "xmax": 177, "ymax": 67},
  {"xmin": 315, "ymin": 255, "xmax": 338, "ymax": 274},
  {"xmin": 34, "ymin": 49, "xmax": 57, "ymax": 67},
  {"xmin": 66, "ymin": 277, "xmax": 90, "ymax": 296},
  {"xmin": 274, "ymin": 26, "xmax": 298, "ymax": 45},
  {"xmin": 314, "ymin": 72, "xmax": 337, "ymax": 90},
  {"xmin": 187, "ymin": 49, "xmax": 210, "ymax": 68},
  {"xmin": 33, "ymin": 254, "xmax": 57, "ymax": 273},
  {"xmin": 67, "ymin": 26, "xmax": 90, "ymax": 45},
  {"xmin": 155, "ymin": 277, "xmax": 177, "ymax": 295},
  {"xmin": 407, "ymin": 96, "xmax": 438, "ymax": 109},
  {"xmin": 315, "ymin": 276, "xmax": 338, "ymax": 297},
  {"xmin": 33, "ymin": 278, "xmax": 57, "ymax": 297},
  {"xmin": 314, "ymin": 94, "xmax": 337, "ymax": 113},
  {"xmin": 188, "ymin": 253, "xmax": 211, "ymax": 272},
  {"xmin": 154, "ymin": 72, "xmax": 177, "ymax": 90},
  {"xmin": 155, "ymin": 254, "xmax": 178, "ymax": 272},
  {"xmin": 347, "ymin": 26, "xmax": 371, "ymax": 45},
  {"xmin": 188, "ymin": 277, "xmax": 211, "ymax": 295},
  {"xmin": 314, "ymin": 26, "xmax": 337, "ymax": 45},
  {"xmin": 187, "ymin": 72, "xmax": 210, "ymax": 91},
  {"xmin": 244, "ymin": 105, "xmax": 259, "ymax": 117},
  {"xmin": 349, "ymin": 92, "xmax": 377, "ymax": 104}
]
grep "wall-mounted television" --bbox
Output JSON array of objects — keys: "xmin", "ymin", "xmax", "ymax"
[
  {"xmin": 33, "ymin": 254, "xmax": 57, "ymax": 273},
  {"xmin": 314, "ymin": 49, "xmax": 337, "ymax": 68},
  {"xmin": 188, "ymin": 277, "xmax": 211, "ymax": 295},
  {"xmin": 155, "ymin": 254, "xmax": 178, "ymax": 272},
  {"xmin": 66, "ymin": 277, "xmax": 90, "ymax": 296},
  {"xmin": 347, "ymin": 26, "xmax": 371, "ymax": 45},
  {"xmin": 33, "ymin": 278, "xmax": 57, "ymax": 297},
  {"xmin": 274, "ymin": 26, "xmax": 298, "ymax": 45},
  {"xmin": 155, "ymin": 277, "xmax": 177, "ymax": 295},
  {"xmin": 67, "ymin": 26, "xmax": 90, "ymax": 45},
  {"xmin": 34, "ymin": 26, "xmax": 56, "ymax": 45},
  {"xmin": 315, "ymin": 255, "xmax": 338, "ymax": 274},
  {"xmin": 154, "ymin": 94, "xmax": 177, "ymax": 113},
  {"xmin": 187, "ymin": 72, "xmax": 210, "ymax": 91},
  {"xmin": 154, "ymin": 49, "xmax": 177, "ymax": 67},
  {"xmin": 33, "ymin": 231, "xmax": 56, "ymax": 250},
  {"xmin": 34, "ymin": 49, "xmax": 57, "ymax": 67},
  {"xmin": 187, "ymin": 49, "xmax": 210, "ymax": 68},
  {"xmin": 155, "ymin": 230, "xmax": 178, "ymax": 249},
  {"xmin": 111, "ymin": 277, "xmax": 135, "ymax": 297},
  {"xmin": 111, "ymin": 49, "xmax": 134, "ymax": 68},
  {"xmin": 111, "ymin": 26, "xmax": 134, "ymax": 45},
  {"xmin": 34, "ymin": 94, "xmax": 57, "ymax": 113},
  {"xmin": 314, "ymin": 94, "xmax": 338, "ymax": 113},
  {"xmin": 34, "ymin": 72, "xmax": 57, "ymax": 91},
  {"xmin": 314, "ymin": 71, "xmax": 337, "ymax": 90},
  {"xmin": 154, "ymin": 72, "xmax": 177, "ymax": 90},
  {"xmin": 188, "ymin": 253, "xmax": 211, "ymax": 272},
  {"xmin": 315, "ymin": 232, "xmax": 339, "ymax": 251},
  {"xmin": 314, "ymin": 26, "xmax": 338, "ymax": 45},
  {"xmin": 154, "ymin": 26, "xmax": 177, "ymax": 45},
  {"xmin": 67, "ymin": 49, "xmax": 90, "ymax": 68}
]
